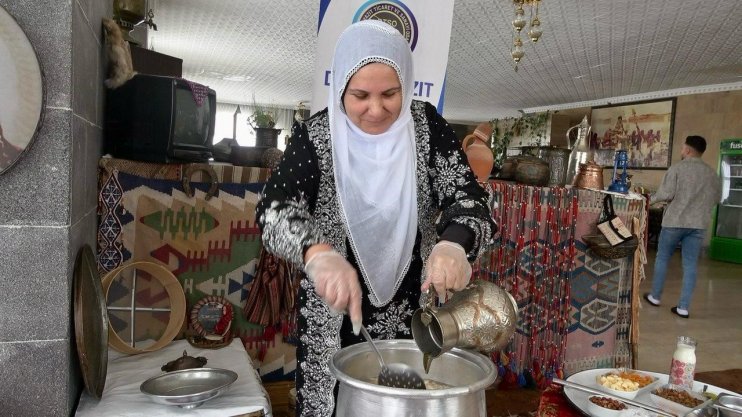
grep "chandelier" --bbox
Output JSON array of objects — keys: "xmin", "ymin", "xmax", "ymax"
[{"xmin": 510, "ymin": 0, "xmax": 543, "ymax": 71}]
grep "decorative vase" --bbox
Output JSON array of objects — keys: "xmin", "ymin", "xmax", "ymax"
[
  {"xmin": 462, "ymin": 134, "xmax": 494, "ymax": 183},
  {"xmin": 254, "ymin": 128, "xmax": 281, "ymax": 148},
  {"xmin": 538, "ymin": 146, "xmax": 572, "ymax": 186}
]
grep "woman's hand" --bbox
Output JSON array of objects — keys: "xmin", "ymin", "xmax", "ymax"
[
  {"xmin": 304, "ymin": 247, "xmax": 363, "ymax": 335},
  {"xmin": 421, "ymin": 241, "xmax": 472, "ymax": 300}
]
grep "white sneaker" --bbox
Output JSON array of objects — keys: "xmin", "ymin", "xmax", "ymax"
[{"xmin": 644, "ymin": 293, "xmax": 660, "ymax": 306}]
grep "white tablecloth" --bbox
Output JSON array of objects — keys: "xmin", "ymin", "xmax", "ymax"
[{"xmin": 76, "ymin": 339, "xmax": 272, "ymax": 417}]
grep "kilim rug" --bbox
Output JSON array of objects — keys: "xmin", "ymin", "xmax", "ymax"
[
  {"xmin": 97, "ymin": 158, "xmax": 298, "ymax": 381},
  {"xmin": 476, "ymin": 181, "xmax": 579, "ymax": 388},
  {"xmin": 565, "ymin": 189, "xmax": 646, "ymax": 376},
  {"xmin": 476, "ymin": 181, "xmax": 647, "ymax": 388}
]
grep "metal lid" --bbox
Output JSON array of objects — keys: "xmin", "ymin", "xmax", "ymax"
[{"xmin": 73, "ymin": 244, "xmax": 109, "ymax": 398}]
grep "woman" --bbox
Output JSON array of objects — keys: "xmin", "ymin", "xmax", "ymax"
[{"xmin": 256, "ymin": 20, "xmax": 494, "ymax": 416}]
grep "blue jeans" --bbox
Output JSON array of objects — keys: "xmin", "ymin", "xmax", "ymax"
[{"xmin": 650, "ymin": 227, "xmax": 705, "ymax": 310}]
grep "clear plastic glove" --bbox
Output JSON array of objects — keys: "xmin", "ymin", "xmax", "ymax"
[
  {"xmin": 304, "ymin": 250, "xmax": 363, "ymax": 335},
  {"xmin": 421, "ymin": 241, "xmax": 472, "ymax": 300}
]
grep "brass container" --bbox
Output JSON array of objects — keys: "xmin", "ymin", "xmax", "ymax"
[
  {"xmin": 513, "ymin": 155, "xmax": 550, "ymax": 187},
  {"xmin": 574, "ymin": 160, "xmax": 604, "ymax": 190},
  {"xmin": 497, "ymin": 156, "xmax": 523, "ymax": 180},
  {"xmin": 411, "ymin": 280, "xmax": 518, "ymax": 358}
]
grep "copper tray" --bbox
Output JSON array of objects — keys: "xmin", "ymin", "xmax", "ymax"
[{"xmin": 73, "ymin": 244, "xmax": 109, "ymax": 398}]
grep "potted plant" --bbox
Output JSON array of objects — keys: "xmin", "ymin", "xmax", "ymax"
[{"xmin": 248, "ymin": 98, "xmax": 281, "ymax": 147}]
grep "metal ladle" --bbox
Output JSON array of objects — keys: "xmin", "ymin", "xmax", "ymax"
[{"xmin": 359, "ymin": 325, "xmax": 426, "ymax": 390}]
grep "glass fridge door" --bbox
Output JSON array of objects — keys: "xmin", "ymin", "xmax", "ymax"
[{"xmin": 716, "ymin": 153, "xmax": 742, "ymax": 239}]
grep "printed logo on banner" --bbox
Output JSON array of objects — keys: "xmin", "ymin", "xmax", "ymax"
[{"xmin": 352, "ymin": 0, "xmax": 419, "ymax": 50}]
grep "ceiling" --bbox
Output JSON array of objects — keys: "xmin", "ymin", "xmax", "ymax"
[{"xmin": 148, "ymin": 0, "xmax": 742, "ymax": 123}]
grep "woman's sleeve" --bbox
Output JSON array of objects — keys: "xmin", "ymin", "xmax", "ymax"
[
  {"xmin": 255, "ymin": 122, "xmax": 325, "ymax": 267},
  {"xmin": 425, "ymin": 103, "xmax": 496, "ymax": 261}
]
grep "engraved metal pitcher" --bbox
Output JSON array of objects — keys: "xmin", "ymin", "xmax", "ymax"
[
  {"xmin": 565, "ymin": 115, "xmax": 592, "ymax": 185},
  {"xmin": 411, "ymin": 280, "xmax": 518, "ymax": 358}
]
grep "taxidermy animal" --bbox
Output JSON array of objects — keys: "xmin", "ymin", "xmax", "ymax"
[
  {"xmin": 102, "ymin": 18, "xmax": 136, "ymax": 89},
  {"xmin": 161, "ymin": 350, "xmax": 208, "ymax": 372}
]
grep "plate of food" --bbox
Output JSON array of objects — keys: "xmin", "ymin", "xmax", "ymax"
[
  {"xmin": 595, "ymin": 369, "xmax": 660, "ymax": 399},
  {"xmin": 650, "ymin": 384, "xmax": 711, "ymax": 416},
  {"xmin": 563, "ymin": 369, "xmax": 733, "ymax": 417},
  {"xmin": 587, "ymin": 395, "xmax": 632, "ymax": 417}
]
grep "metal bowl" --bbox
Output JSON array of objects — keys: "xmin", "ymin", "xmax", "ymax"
[
  {"xmin": 686, "ymin": 406, "xmax": 719, "ymax": 417},
  {"xmin": 140, "ymin": 368, "xmax": 238, "ymax": 409},
  {"xmin": 715, "ymin": 393, "xmax": 742, "ymax": 417}
]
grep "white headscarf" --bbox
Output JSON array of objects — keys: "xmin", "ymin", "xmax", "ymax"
[{"xmin": 329, "ymin": 20, "xmax": 417, "ymax": 307}]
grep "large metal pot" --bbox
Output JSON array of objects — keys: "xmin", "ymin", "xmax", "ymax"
[
  {"xmin": 521, "ymin": 146, "xmax": 572, "ymax": 186},
  {"xmin": 330, "ymin": 339, "xmax": 496, "ymax": 417}
]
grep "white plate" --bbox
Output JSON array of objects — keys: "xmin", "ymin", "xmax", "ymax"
[{"xmin": 563, "ymin": 369, "xmax": 735, "ymax": 417}]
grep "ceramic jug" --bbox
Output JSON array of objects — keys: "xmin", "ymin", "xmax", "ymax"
[
  {"xmin": 462, "ymin": 122, "xmax": 494, "ymax": 184},
  {"xmin": 411, "ymin": 280, "xmax": 518, "ymax": 358},
  {"xmin": 462, "ymin": 134, "xmax": 494, "ymax": 184}
]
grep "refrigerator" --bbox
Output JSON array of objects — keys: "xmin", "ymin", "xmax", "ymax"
[{"xmin": 709, "ymin": 138, "xmax": 742, "ymax": 263}]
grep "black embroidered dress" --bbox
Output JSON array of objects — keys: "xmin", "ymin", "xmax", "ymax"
[{"xmin": 256, "ymin": 100, "xmax": 494, "ymax": 416}]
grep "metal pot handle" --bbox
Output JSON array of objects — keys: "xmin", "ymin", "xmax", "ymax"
[{"xmin": 565, "ymin": 124, "xmax": 578, "ymax": 150}]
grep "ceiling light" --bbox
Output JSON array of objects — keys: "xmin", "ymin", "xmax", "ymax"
[
  {"xmin": 511, "ymin": 38, "xmax": 525, "ymax": 63},
  {"xmin": 512, "ymin": 5, "xmax": 526, "ymax": 32},
  {"xmin": 510, "ymin": 0, "xmax": 544, "ymax": 71}
]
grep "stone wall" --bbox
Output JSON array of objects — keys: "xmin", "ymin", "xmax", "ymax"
[{"xmin": 0, "ymin": 0, "xmax": 109, "ymax": 415}]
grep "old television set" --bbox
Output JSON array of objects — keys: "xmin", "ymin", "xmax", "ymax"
[{"xmin": 104, "ymin": 74, "xmax": 216, "ymax": 163}]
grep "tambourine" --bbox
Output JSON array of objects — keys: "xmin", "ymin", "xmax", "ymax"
[{"xmin": 0, "ymin": 5, "xmax": 44, "ymax": 174}]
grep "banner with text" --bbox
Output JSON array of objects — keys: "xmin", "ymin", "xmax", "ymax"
[{"xmin": 311, "ymin": 0, "xmax": 455, "ymax": 114}]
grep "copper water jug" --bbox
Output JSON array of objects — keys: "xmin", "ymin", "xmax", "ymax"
[{"xmin": 573, "ymin": 159, "xmax": 604, "ymax": 189}]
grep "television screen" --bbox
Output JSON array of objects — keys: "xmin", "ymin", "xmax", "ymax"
[
  {"xmin": 104, "ymin": 74, "xmax": 216, "ymax": 163},
  {"xmin": 174, "ymin": 86, "xmax": 212, "ymax": 147}
]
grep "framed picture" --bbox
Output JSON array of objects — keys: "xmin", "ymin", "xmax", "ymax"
[{"xmin": 589, "ymin": 98, "xmax": 676, "ymax": 169}]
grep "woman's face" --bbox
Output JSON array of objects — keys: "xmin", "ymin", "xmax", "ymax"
[{"xmin": 342, "ymin": 62, "xmax": 403, "ymax": 135}]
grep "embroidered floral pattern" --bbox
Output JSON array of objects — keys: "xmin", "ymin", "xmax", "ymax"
[
  {"xmin": 410, "ymin": 101, "xmax": 437, "ymax": 279},
  {"xmin": 259, "ymin": 198, "xmax": 323, "ymax": 266},
  {"xmin": 297, "ymin": 278, "xmax": 343, "ymax": 417},
  {"xmin": 431, "ymin": 152, "xmax": 469, "ymax": 200},
  {"xmin": 366, "ymin": 299, "xmax": 413, "ymax": 339}
]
